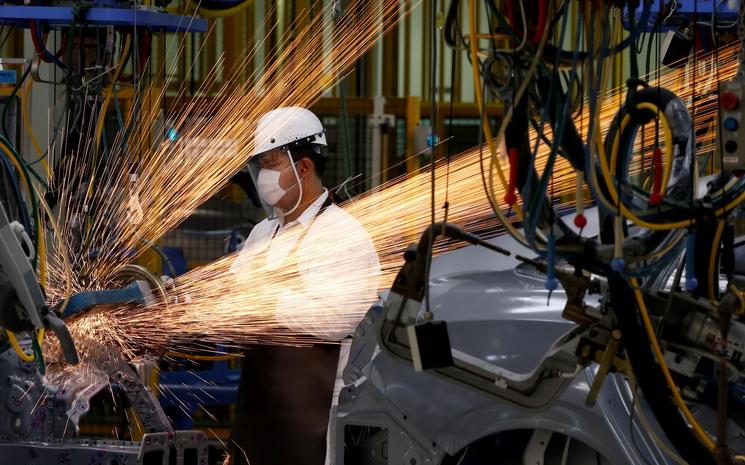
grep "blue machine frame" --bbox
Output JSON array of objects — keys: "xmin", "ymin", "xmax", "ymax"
[
  {"xmin": 158, "ymin": 354, "xmax": 241, "ymax": 430},
  {"xmin": 625, "ymin": 0, "xmax": 741, "ymax": 31},
  {"xmin": 0, "ymin": 5, "xmax": 207, "ymax": 33}
]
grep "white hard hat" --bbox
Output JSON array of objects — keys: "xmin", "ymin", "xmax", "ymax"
[{"xmin": 251, "ymin": 106, "xmax": 327, "ymax": 157}]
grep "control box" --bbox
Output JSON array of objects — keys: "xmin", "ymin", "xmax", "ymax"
[{"xmin": 718, "ymin": 77, "xmax": 745, "ymax": 172}]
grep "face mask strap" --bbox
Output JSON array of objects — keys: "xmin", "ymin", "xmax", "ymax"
[{"xmin": 266, "ymin": 152, "xmax": 304, "ymax": 221}]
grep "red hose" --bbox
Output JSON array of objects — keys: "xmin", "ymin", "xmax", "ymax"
[
  {"xmin": 531, "ymin": 0, "xmax": 547, "ymax": 46},
  {"xmin": 505, "ymin": 0, "xmax": 516, "ymax": 35},
  {"xmin": 120, "ymin": 30, "xmax": 151, "ymax": 83},
  {"xmin": 29, "ymin": 20, "xmax": 67, "ymax": 63}
]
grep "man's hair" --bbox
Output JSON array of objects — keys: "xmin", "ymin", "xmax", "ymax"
[{"xmin": 290, "ymin": 144, "xmax": 326, "ymax": 178}]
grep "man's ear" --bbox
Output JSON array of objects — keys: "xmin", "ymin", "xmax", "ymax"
[{"xmin": 297, "ymin": 158, "xmax": 314, "ymax": 178}]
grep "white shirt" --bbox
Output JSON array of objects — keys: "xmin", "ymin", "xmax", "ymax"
[{"xmin": 231, "ymin": 190, "xmax": 381, "ymax": 341}]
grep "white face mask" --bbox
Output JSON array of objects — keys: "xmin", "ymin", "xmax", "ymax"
[{"xmin": 256, "ymin": 169, "xmax": 288, "ymax": 206}]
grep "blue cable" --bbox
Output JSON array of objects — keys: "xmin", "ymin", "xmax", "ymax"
[
  {"xmin": 112, "ymin": 90, "xmax": 125, "ymax": 130},
  {"xmin": 112, "ymin": 90, "xmax": 133, "ymax": 157},
  {"xmin": 32, "ymin": 20, "xmax": 66, "ymax": 70},
  {"xmin": 526, "ymin": 6, "xmax": 582, "ymax": 248},
  {"xmin": 523, "ymin": 3, "xmax": 572, "ymax": 247},
  {"xmin": 543, "ymin": 1, "xmax": 650, "ymax": 60},
  {"xmin": 583, "ymin": 19, "xmax": 618, "ymax": 218},
  {"xmin": 601, "ymin": 0, "xmax": 651, "ymax": 58},
  {"xmin": 685, "ymin": 232, "xmax": 698, "ymax": 291},
  {"xmin": 626, "ymin": 237, "xmax": 685, "ymax": 278}
]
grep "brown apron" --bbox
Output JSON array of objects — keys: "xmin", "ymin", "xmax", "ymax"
[{"xmin": 230, "ymin": 197, "xmax": 340, "ymax": 465}]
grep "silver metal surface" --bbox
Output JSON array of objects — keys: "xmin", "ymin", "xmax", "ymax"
[{"xmin": 332, "ymin": 230, "xmax": 745, "ymax": 465}]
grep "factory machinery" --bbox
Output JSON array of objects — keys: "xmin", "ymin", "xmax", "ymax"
[
  {"xmin": 332, "ymin": 1, "xmax": 745, "ymax": 465},
  {"xmin": 0, "ymin": 1, "xmax": 741, "ymax": 465},
  {"xmin": 0, "ymin": 0, "xmax": 223, "ymax": 462}
]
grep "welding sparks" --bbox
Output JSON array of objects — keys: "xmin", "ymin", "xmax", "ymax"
[
  {"xmin": 28, "ymin": 0, "xmax": 736, "ymax": 363},
  {"xmin": 44, "ymin": 0, "xmax": 417, "ymax": 303},
  {"xmin": 52, "ymin": 44, "xmax": 742, "ymax": 357}
]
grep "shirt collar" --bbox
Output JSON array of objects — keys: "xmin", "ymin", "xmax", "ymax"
[{"xmin": 279, "ymin": 189, "xmax": 329, "ymax": 228}]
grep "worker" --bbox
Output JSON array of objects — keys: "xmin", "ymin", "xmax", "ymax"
[{"xmin": 226, "ymin": 107, "xmax": 381, "ymax": 465}]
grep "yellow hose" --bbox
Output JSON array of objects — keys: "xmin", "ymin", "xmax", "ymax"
[
  {"xmin": 610, "ymin": 103, "xmax": 674, "ymax": 196},
  {"xmin": 6, "ymin": 329, "xmax": 44, "ymax": 363},
  {"xmin": 199, "ymin": 0, "xmax": 254, "ymax": 17},
  {"xmin": 0, "ymin": 139, "xmax": 32, "ymax": 207},
  {"xmin": 628, "ymin": 371, "xmax": 689, "ymax": 465},
  {"xmin": 20, "ymin": 78, "xmax": 49, "ymax": 176},
  {"xmin": 0, "ymin": 141, "xmax": 49, "ymax": 364},
  {"xmin": 630, "ymin": 277, "xmax": 716, "ymax": 451},
  {"xmin": 707, "ymin": 220, "xmax": 725, "ymax": 301},
  {"xmin": 94, "ymin": 34, "xmax": 131, "ymax": 152},
  {"xmin": 468, "ymin": 0, "xmax": 522, "ymax": 222},
  {"xmin": 6, "ymin": 330, "xmax": 34, "ymax": 362},
  {"xmin": 729, "ymin": 283, "xmax": 745, "ymax": 316},
  {"xmin": 596, "ymin": 99, "xmax": 745, "ymax": 229},
  {"xmin": 33, "ymin": 184, "xmax": 72, "ymax": 316},
  {"xmin": 468, "ymin": 0, "xmax": 560, "ymax": 249}
]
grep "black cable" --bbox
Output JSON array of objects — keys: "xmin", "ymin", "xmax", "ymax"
[
  {"xmin": 711, "ymin": 0, "xmax": 731, "ymax": 287},
  {"xmin": 644, "ymin": 16, "xmax": 655, "ymax": 77},
  {"xmin": 424, "ymin": 0, "xmax": 439, "ymax": 317},
  {"xmin": 430, "ymin": 0, "xmax": 438, "ymax": 227},
  {"xmin": 542, "ymin": 0, "xmax": 650, "ymax": 64},
  {"xmin": 27, "ymin": 108, "xmax": 66, "ymax": 167},
  {"xmin": 636, "ymin": 30, "xmax": 647, "ymax": 55},
  {"xmin": 198, "ymin": 0, "xmax": 245, "ymax": 10},
  {"xmin": 529, "ymin": 117, "xmax": 562, "ymax": 155},
  {"xmin": 338, "ymin": 79, "xmax": 354, "ymax": 196},
  {"xmin": 691, "ymin": 0, "xmax": 698, "ymax": 216},
  {"xmin": 628, "ymin": 3, "xmax": 640, "ymax": 82},
  {"xmin": 0, "ymin": 26, "xmax": 14, "ymax": 52},
  {"xmin": 610, "ymin": 275, "xmax": 716, "ymax": 465},
  {"xmin": 476, "ymin": 76, "xmax": 507, "ymax": 236},
  {"xmin": 444, "ymin": 44, "xmax": 456, "ymax": 221},
  {"xmin": 629, "ymin": 382, "xmax": 656, "ymax": 465},
  {"xmin": 443, "ymin": 0, "xmax": 461, "ymax": 48},
  {"xmin": 1, "ymin": 63, "xmax": 31, "ymax": 144}
]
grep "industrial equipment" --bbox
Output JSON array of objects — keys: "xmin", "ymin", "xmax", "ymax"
[
  {"xmin": 0, "ymin": 0, "xmax": 743, "ymax": 463},
  {"xmin": 0, "ymin": 191, "xmax": 208, "ymax": 462},
  {"xmin": 0, "ymin": 0, "xmax": 214, "ymax": 460},
  {"xmin": 331, "ymin": 216, "xmax": 745, "ymax": 464},
  {"xmin": 0, "ymin": 343, "xmax": 209, "ymax": 464},
  {"xmin": 331, "ymin": 1, "xmax": 745, "ymax": 464}
]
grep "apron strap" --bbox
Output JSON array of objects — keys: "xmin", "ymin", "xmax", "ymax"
[{"xmin": 270, "ymin": 194, "xmax": 335, "ymax": 254}]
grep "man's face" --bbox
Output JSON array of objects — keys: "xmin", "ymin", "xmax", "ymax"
[
  {"xmin": 70, "ymin": 36, "xmax": 99, "ymax": 72},
  {"xmin": 258, "ymin": 150, "xmax": 312, "ymax": 211}
]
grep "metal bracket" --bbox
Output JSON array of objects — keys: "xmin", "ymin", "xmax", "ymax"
[
  {"xmin": 98, "ymin": 353, "xmax": 173, "ymax": 434},
  {"xmin": 368, "ymin": 95, "xmax": 395, "ymax": 187},
  {"xmin": 523, "ymin": 429, "xmax": 554, "ymax": 465}
]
